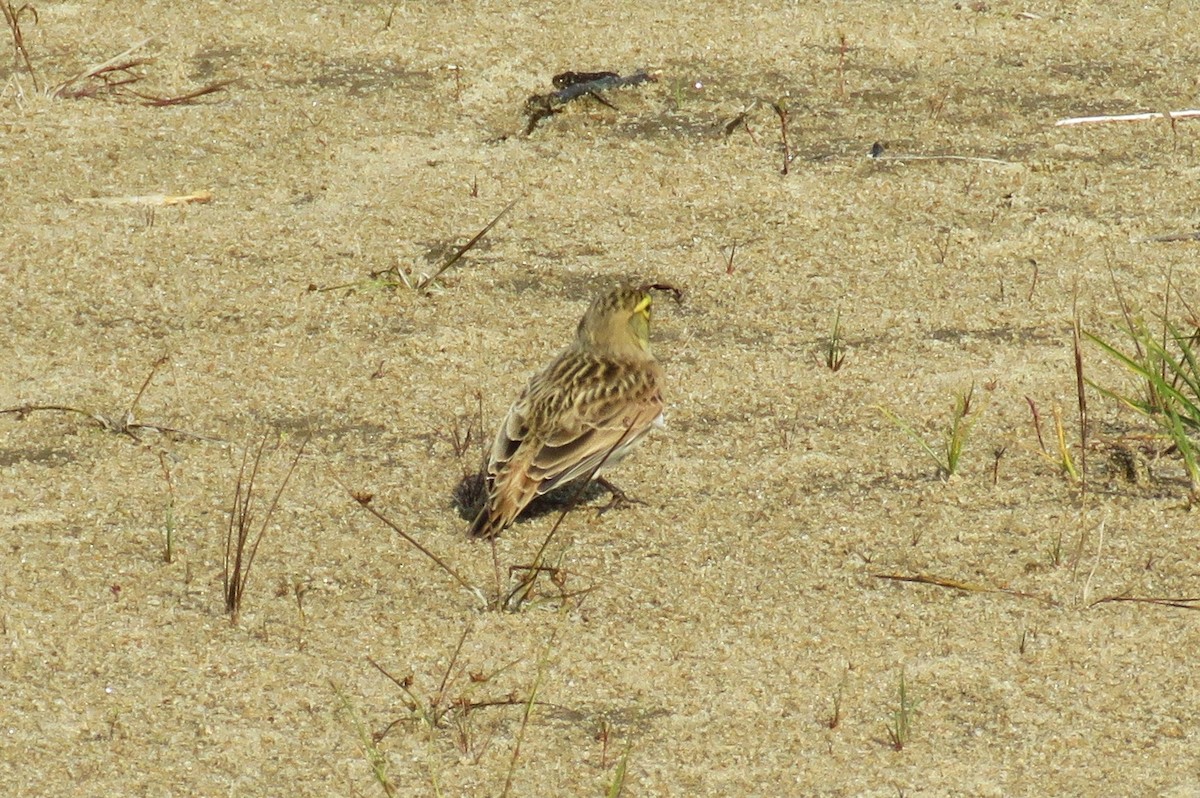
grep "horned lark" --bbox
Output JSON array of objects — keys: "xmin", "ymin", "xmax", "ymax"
[{"xmin": 469, "ymin": 284, "xmax": 668, "ymax": 539}]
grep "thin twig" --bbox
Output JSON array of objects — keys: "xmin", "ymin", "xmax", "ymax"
[
  {"xmin": 2, "ymin": 2, "xmax": 40, "ymax": 92},
  {"xmin": 771, "ymin": 101, "xmax": 792, "ymax": 175},
  {"xmin": 872, "ymin": 152, "xmax": 1019, "ymax": 166},
  {"xmin": 1080, "ymin": 518, "xmax": 1105, "ymax": 606},
  {"xmin": 1072, "ymin": 297, "xmax": 1088, "ymax": 491},
  {"xmin": 337, "ymin": 473, "xmax": 485, "ymax": 607},
  {"xmin": 52, "ymin": 37, "xmax": 154, "ymax": 97},
  {"xmin": 415, "ymin": 198, "xmax": 518, "ymax": 291},
  {"xmin": 873, "ymin": 572, "xmax": 1058, "ymax": 606},
  {"xmin": 130, "ymin": 79, "xmax": 233, "ymax": 106},
  {"xmin": 1090, "ymin": 595, "xmax": 1200, "ymax": 611}
]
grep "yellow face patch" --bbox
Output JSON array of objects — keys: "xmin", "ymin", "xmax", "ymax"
[{"xmin": 634, "ymin": 295, "xmax": 652, "ymax": 316}]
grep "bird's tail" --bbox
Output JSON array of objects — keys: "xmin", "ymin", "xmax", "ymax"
[{"xmin": 466, "ymin": 467, "xmax": 539, "ymax": 539}]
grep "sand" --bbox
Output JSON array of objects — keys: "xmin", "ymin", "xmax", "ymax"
[{"xmin": 3, "ymin": 1, "xmax": 1199, "ymax": 795}]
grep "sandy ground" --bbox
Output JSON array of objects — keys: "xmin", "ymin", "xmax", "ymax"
[{"xmin": 3, "ymin": 1, "xmax": 1200, "ymax": 795}]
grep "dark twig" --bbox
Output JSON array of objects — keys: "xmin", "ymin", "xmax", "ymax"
[
  {"xmin": 1090, "ymin": 595, "xmax": 1200, "ymax": 611},
  {"xmin": 415, "ymin": 198, "xmax": 518, "ymax": 292},
  {"xmin": 874, "ymin": 572, "xmax": 1058, "ymax": 606},
  {"xmin": 772, "ymin": 101, "xmax": 793, "ymax": 175},
  {"xmin": 51, "ymin": 37, "xmax": 230, "ymax": 106},
  {"xmin": 1072, "ymin": 293, "xmax": 1089, "ymax": 491},
  {"xmin": 2, "ymin": 1, "xmax": 40, "ymax": 92},
  {"xmin": 1, "ymin": 356, "xmax": 220, "ymax": 443},
  {"xmin": 129, "ymin": 79, "xmax": 234, "ymax": 106},
  {"xmin": 52, "ymin": 38, "xmax": 155, "ymax": 99},
  {"xmin": 339, "ymin": 475, "xmax": 486, "ymax": 607},
  {"xmin": 1026, "ymin": 396, "xmax": 1047, "ymax": 452}
]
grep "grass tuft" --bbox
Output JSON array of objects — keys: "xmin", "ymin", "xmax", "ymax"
[
  {"xmin": 1085, "ymin": 284, "xmax": 1200, "ymax": 498},
  {"xmin": 880, "ymin": 382, "xmax": 981, "ymax": 480},
  {"xmin": 223, "ymin": 434, "xmax": 308, "ymax": 624},
  {"xmin": 885, "ymin": 667, "xmax": 917, "ymax": 751}
]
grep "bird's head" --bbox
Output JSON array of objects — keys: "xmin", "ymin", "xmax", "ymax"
[{"xmin": 575, "ymin": 285, "xmax": 656, "ymax": 358}]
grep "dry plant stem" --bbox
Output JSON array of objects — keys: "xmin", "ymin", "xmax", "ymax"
[
  {"xmin": 873, "ymin": 573, "xmax": 1058, "ymax": 606},
  {"xmin": 1072, "ymin": 299, "xmax": 1089, "ymax": 491},
  {"xmin": 72, "ymin": 191, "xmax": 213, "ymax": 207},
  {"xmin": 76, "ymin": 404, "xmax": 217, "ymax": 441},
  {"xmin": 872, "ymin": 152, "xmax": 1019, "ymax": 166},
  {"xmin": 503, "ymin": 420, "xmax": 635, "ymax": 612},
  {"xmin": 772, "ymin": 102, "xmax": 792, "ymax": 175},
  {"xmin": 825, "ymin": 308, "xmax": 846, "ymax": 371},
  {"xmin": 1, "ymin": 356, "xmax": 219, "ymax": 443},
  {"xmin": 1145, "ymin": 230, "xmax": 1200, "ymax": 243},
  {"xmin": 1055, "ymin": 109, "xmax": 1200, "ymax": 126},
  {"xmin": 224, "ymin": 435, "xmax": 309, "ymax": 622},
  {"xmin": 157, "ymin": 451, "xmax": 177, "ymax": 564},
  {"xmin": 346, "ymin": 486, "xmax": 485, "ymax": 607},
  {"xmin": 131, "ymin": 79, "xmax": 233, "ymax": 106},
  {"xmin": 1080, "ymin": 517, "xmax": 1106, "ymax": 606},
  {"xmin": 2, "ymin": 2, "xmax": 39, "ymax": 93},
  {"xmin": 836, "ymin": 33, "xmax": 848, "ymax": 99},
  {"xmin": 415, "ymin": 198, "xmax": 519, "ymax": 291},
  {"xmin": 126, "ymin": 354, "xmax": 167, "ymax": 422},
  {"xmin": 437, "ymin": 623, "xmax": 472, "ymax": 704},
  {"xmin": 1090, "ymin": 595, "xmax": 1200, "ymax": 611},
  {"xmin": 1025, "ymin": 396, "xmax": 1048, "ymax": 452},
  {"xmin": 1, "ymin": 403, "xmax": 119, "ymax": 431},
  {"xmin": 52, "ymin": 37, "xmax": 153, "ymax": 97}
]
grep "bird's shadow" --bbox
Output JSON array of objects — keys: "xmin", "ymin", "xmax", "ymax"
[{"xmin": 452, "ymin": 471, "xmax": 610, "ymax": 524}]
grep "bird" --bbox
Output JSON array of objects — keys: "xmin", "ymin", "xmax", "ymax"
[{"xmin": 468, "ymin": 284, "xmax": 668, "ymax": 539}]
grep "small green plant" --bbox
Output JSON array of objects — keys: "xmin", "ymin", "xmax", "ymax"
[
  {"xmin": 670, "ymin": 77, "xmax": 688, "ymax": 110},
  {"xmin": 605, "ymin": 744, "xmax": 632, "ymax": 797},
  {"xmin": 881, "ymin": 382, "xmax": 981, "ymax": 479},
  {"xmin": 158, "ymin": 452, "xmax": 177, "ymax": 564},
  {"xmin": 1026, "ymin": 398, "xmax": 1081, "ymax": 484},
  {"xmin": 332, "ymin": 682, "xmax": 397, "ymax": 797},
  {"xmin": 885, "ymin": 667, "xmax": 917, "ymax": 751},
  {"xmin": 827, "ymin": 667, "xmax": 850, "ymax": 729}
]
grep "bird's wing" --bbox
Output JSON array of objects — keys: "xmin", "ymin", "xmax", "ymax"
[
  {"xmin": 472, "ymin": 361, "xmax": 663, "ymax": 538},
  {"xmin": 530, "ymin": 383, "xmax": 664, "ymax": 494}
]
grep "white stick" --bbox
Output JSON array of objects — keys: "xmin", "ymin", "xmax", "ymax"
[
  {"xmin": 72, "ymin": 191, "xmax": 213, "ymax": 207},
  {"xmin": 1055, "ymin": 109, "xmax": 1200, "ymax": 126}
]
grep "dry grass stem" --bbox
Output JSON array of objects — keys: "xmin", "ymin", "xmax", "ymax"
[
  {"xmin": 224, "ymin": 434, "xmax": 309, "ymax": 623},
  {"xmin": 1056, "ymin": 109, "xmax": 1200, "ymax": 126},
  {"xmin": 873, "ymin": 573, "xmax": 1058, "ymax": 606}
]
